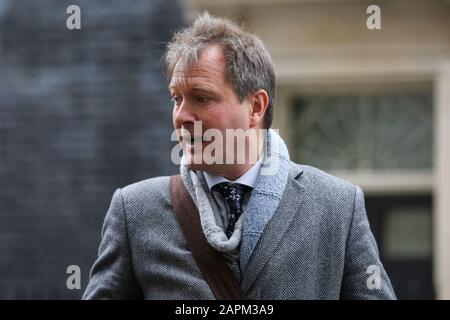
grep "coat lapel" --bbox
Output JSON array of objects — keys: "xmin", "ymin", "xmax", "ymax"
[{"xmin": 241, "ymin": 163, "xmax": 305, "ymax": 296}]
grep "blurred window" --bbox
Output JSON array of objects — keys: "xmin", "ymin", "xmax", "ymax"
[
  {"xmin": 291, "ymin": 93, "xmax": 433, "ymax": 171},
  {"xmin": 383, "ymin": 206, "xmax": 432, "ymax": 260}
]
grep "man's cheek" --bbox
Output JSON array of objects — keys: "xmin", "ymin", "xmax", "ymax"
[{"xmin": 208, "ymin": 107, "xmax": 226, "ymax": 123}]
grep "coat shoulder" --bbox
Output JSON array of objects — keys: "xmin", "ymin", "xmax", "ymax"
[
  {"xmin": 291, "ymin": 162, "xmax": 359, "ymax": 205},
  {"xmin": 296, "ymin": 163, "xmax": 355, "ymax": 188},
  {"xmin": 119, "ymin": 175, "xmax": 172, "ymax": 215}
]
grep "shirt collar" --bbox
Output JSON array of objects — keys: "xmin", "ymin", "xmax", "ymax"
[{"xmin": 203, "ymin": 158, "xmax": 262, "ymax": 191}]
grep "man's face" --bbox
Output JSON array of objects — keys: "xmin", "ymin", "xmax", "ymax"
[{"xmin": 170, "ymin": 45, "xmax": 254, "ymax": 174}]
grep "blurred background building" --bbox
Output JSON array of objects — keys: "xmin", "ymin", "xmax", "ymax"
[
  {"xmin": 0, "ymin": 0, "xmax": 449, "ymax": 299},
  {"xmin": 0, "ymin": 0, "xmax": 183, "ymax": 298}
]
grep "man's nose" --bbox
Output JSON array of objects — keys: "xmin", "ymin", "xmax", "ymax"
[{"xmin": 173, "ymin": 99, "xmax": 197, "ymax": 128}]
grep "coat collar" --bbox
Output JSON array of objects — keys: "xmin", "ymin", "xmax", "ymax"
[{"xmin": 241, "ymin": 162, "xmax": 305, "ymax": 295}]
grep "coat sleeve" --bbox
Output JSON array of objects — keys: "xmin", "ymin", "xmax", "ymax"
[
  {"xmin": 340, "ymin": 186, "xmax": 397, "ymax": 300},
  {"xmin": 82, "ymin": 189, "xmax": 142, "ymax": 299}
]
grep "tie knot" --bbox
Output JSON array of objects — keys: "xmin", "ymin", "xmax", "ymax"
[
  {"xmin": 212, "ymin": 182, "xmax": 251, "ymax": 211},
  {"xmin": 212, "ymin": 182, "xmax": 252, "ymax": 238}
]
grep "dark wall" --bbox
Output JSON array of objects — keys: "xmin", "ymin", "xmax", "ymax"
[{"xmin": 0, "ymin": 0, "xmax": 184, "ymax": 299}]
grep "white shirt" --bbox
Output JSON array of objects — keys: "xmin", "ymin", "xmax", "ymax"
[{"xmin": 203, "ymin": 159, "xmax": 262, "ymax": 231}]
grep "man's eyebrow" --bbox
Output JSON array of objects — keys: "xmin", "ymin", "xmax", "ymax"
[
  {"xmin": 168, "ymin": 84, "xmax": 218, "ymax": 93},
  {"xmin": 191, "ymin": 86, "xmax": 218, "ymax": 92}
]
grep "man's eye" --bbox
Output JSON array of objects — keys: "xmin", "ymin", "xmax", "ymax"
[
  {"xmin": 171, "ymin": 96, "xmax": 182, "ymax": 106},
  {"xmin": 197, "ymin": 96, "xmax": 211, "ymax": 103}
]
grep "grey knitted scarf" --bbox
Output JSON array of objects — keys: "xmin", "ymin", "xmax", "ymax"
[{"xmin": 180, "ymin": 129, "xmax": 290, "ymax": 273}]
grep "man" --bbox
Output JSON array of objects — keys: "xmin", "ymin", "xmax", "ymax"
[{"xmin": 83, "ymin": 13, "xmax": 396, "ymax": 300}]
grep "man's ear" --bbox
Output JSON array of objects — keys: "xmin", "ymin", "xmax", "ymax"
[{"xmin": 249, "ymin": 89, "xmax": 269, "ymax": 128}]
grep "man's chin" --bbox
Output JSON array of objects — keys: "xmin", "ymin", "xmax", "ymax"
[
  {"xmin": 185, "ymin": 162, "xmax": 211, "ymax": 172},
  {"xmin": 183, "ymin": 159, "xmax": 224, "ymax": 174},
  {"xmin": 182, "ymin": 149, "xmax": 219, "ymax": 172}
]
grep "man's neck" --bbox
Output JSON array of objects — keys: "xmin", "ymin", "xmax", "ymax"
[
  {"xmin": 210, "ymin": 163, "xmax": 255, "ymax": 181},
  {"xmin": 203, "ymin": 156, "xmax": 263, "ymax": 191},
  {"xmin": 206, "ymin": 151, "xmax": 264, "ymax": 181},
  {"xmin": 201, "ymin": 128, "xmax": 266, "ymax": 181}
]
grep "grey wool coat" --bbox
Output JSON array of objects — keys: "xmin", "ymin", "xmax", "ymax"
[{"xmin": 83, "ymin": 162, "xmax": 396, "ymax": 299}]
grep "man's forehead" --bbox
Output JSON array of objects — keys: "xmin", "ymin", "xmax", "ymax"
[
  {"xmin": 169, "ymin": 66, "xmax": 224, "ymax": 92},
  {"xmin": 169, "ymin": 78, "xmax": 219, "ymax": 92},
  {"xmin": 169, "ymin": 45, "xmax": 227, "ymax": 90}
]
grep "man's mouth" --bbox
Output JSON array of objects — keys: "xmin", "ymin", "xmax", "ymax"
[{"xmin": 183, "ymin": 136, "xmax": 205, "ymax": 145}]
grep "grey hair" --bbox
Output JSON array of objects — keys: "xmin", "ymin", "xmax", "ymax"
[{"xmin": 164, "ymin": 12, "xmax": 276, "ymax": 129}]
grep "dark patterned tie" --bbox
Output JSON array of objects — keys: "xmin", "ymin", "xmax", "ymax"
[{"xmin": 212, "ymin": 182, "xmax": 252, "ymax": 239}]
